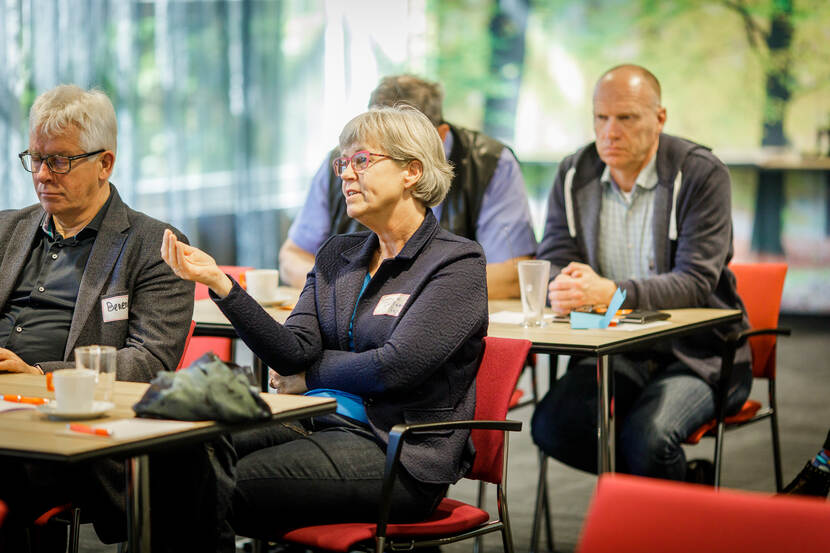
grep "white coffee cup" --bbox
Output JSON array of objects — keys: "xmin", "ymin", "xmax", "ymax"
[
  {"xmin": 246, "ymin": 269, "xmax": 280, "ymax": 304},
  {"xmin": 52, "ymin": 369, "xmax": 97, "ymax": 412}
]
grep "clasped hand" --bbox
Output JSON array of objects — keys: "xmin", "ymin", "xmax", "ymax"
[
  {"xmin": 548, "ymin": 262, "xmax": 617, "ymax": 315},
  {"xmin": 161, "ymin": 229, "xmax": 233, "ymax": 297}
]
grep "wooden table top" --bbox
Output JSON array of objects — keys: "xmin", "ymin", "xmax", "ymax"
[
  {"xmin": 194, "ymin": 291, "xmax": 742, "ymax": 356},
  {"xmin": 0, "ymin": 373, "xmax": 335, "ymax": 463},
  {"xmin": 488, "ymin": 301, "xmax": 743, "ymax": 355}
]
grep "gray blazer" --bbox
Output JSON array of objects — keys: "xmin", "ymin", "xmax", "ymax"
[{"xmin": 0, "ymin": 185, "xmax": 195, "ymax": 382}]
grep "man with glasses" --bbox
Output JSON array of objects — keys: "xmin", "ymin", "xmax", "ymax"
[
  {"xmin": 279, "ymin": 74, "xmax": 537, "ymax": 299},
  {"xmin": 0, "ymin": 84, "xmax": 195, "ymax": 548}
]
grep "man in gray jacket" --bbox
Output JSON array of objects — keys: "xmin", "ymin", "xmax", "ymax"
[
  {"xmin": 0, "ymin": 84, "xmax": 194, "ymax": 380},
  {"xmin": 532, "ymin": 65, "xmax": 752, "ymax": 481},
  {"xmin": 0, "ymin": 85, "xmax": 196, "ymax": 548}
]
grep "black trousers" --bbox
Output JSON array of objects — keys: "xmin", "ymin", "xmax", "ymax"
[{"xmin": 229, "ymin": 414, "xmax": 447, "ymax": 543}]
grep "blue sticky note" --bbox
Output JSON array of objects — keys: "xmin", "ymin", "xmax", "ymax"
[{"xmin": 570, "ymin": 288, "xmax": 627, "ymax": 329}]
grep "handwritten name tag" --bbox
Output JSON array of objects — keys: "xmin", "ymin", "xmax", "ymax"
[
  {"xmin": 101, "ymin": 294, "xmax": 129, "ymax": 323},
  {"xmin": 373, "ymin": 294, "xmax": 410, "ymax": 317}
]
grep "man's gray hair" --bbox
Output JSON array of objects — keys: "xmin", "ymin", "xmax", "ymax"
[
  {"xmin": 339, "ymin": 106, "xmax": 453, "ymax": 208},
  {"xmin": 29, "ymin": 84, "xmax": 117, "ymax": 154},
  {"xmin": 368, "ymin": 75, "xmax": 444, "ymax": 127}
]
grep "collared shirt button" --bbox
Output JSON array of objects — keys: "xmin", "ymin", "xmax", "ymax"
[
  {"xmin": 38, "ymin": 286, "xmax": 45, "ymax": 292},
  {"xmin": 51, "ymin": 253, "xmax": 58, "ymax": 259},
  {"xmin": 15, "ymin": 326, "xmax": 22, "ymax": 333}
]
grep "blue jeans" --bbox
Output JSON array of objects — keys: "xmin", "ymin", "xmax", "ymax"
[
  {"xmin": 530, "ymin": 354, "xmax": 752, "ymax": 480},
  {"xmin": 228, "ymin": 414, "xmax": 447, "ymax": 541}
]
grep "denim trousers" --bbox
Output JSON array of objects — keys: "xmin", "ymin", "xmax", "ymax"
[
  {"xmin": 227, "ymin": 414, "xmax": 448, "ymax": 543},
  {"xmin": 530, "ymin": 354, "xmax": 753, "ymax": 480}
]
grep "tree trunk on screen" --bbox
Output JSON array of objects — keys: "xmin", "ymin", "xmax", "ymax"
[
  {"xmin": 482, "ymin": 0, "xmax": 529, "ymax": 146},
  {"xmin": 730, "ymin": 0, "xmax": 794, "ymax": 255}
]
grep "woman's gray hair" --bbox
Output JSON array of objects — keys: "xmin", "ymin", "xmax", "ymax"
[
  {"xmin": 339, "ymin": 106, "xmax": 453, "ymax": 208},
  {"xmin": 29, "ymin": 84, "xmax": 117, "ymax": 154}
]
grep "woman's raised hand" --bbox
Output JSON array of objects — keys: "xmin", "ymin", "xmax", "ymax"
[{"xmin": 161, "ymin": 229, "xmax": 233, "ymax": 297}]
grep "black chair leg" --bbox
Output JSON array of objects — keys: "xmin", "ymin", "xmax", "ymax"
[
  {"xmin": 474, "ymin": 480, "xmax": 487, "ymax": 553},
  {"xmin": 771, "ymin": 408, "xmax": 783, "ymax": 492},
  {"xmin": 531, "ymin": 453, "xmax": 553, "ymax": 553},
  {"xmin": 713, "ymin": 423, "xmax": 725, "ymax": 489},
  {"xmin": 67, "ymin": 507, "xmax": 81, "ymax": 553}
]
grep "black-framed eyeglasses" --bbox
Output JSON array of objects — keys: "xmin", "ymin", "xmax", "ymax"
[
  {"xmin": 18, "ymin": 149, "xmax": 105, "ymax": 174},
  {"xmin": 332, "ymin": 150, "xmax": 403, "ymax": 177}
]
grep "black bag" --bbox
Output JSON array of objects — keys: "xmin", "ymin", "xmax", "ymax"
[{"xmin": 133, "ymin": 353, "xmax": 270, "ymax": 422}]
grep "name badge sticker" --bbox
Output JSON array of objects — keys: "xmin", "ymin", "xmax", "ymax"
[
  {"xmin": 101, "ymin": 294, "xmax": 129, "ymax": 323},
  {"xmin": 373, "ymin": 294, "xmax": 410, "ymax": 317}
]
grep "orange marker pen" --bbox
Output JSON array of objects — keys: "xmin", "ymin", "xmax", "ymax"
[
  {"xmin": 2, "ymin": 394, "xmax": 49, "ymax": 405},
  {"xmin": 67, "ymin": 423, "xmax": 112, "ymax": 437}
]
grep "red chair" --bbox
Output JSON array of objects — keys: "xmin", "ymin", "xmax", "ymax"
[
  {"xmin": 480, "ymin": 352, "xmax": 545, "ymax": 550},
  {"xmin": 180, "ymin": 265, "xmax": 252, "ymax": 368},
  {"xmin": 265, "ymin": 336, "xmax": 531, "ymax": 553},
  {"xmin": 176, "ymin": 320, "xmax": 197, "ymax": 370},
  {"xmin": 684, "ymin": 263, "xmax": 789, "ymax": 489},
  {"xmin": 532, "ymin": 263, "xmax": 791, "ymax": 552},
  {"xmin": 576, "ymin": 473, "xmax": 830, "ymax": 553}
]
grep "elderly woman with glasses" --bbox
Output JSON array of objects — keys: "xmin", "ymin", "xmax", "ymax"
[{"xmin": 161, "ymin": 105, "xmax": 488, "ymax": 544}]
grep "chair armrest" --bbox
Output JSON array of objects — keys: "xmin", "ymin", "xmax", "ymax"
[
  {"xmin": 715, "ymin": 326, "xmax": 791, "ymax": 422},
  {"xmin": 391, "ymin": 419, "xmax": 523, "ymax": 437},
  {"xmin": 726, "ymin": 326, "xmax": 791, "ymax": 347},
  {"xmin": 374, "ymin": 419, "xmax": 522, "ymax": 542}
]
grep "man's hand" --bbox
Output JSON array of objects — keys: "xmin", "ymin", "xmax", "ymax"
[
  {"xmin": 161, "ymin": 229, "xmax": 233, "ymax": 297},
  {"xmin": 548, "ymin": 262, "xmax": 617, "ymax": 315},
  {"xmin": 278, "ymin": 239, "xmax": 315, "ymax": 289},
  {"xmin": 269, "ymin": 369, "xmax": 308, "ymax": 395},
  {"xmin": 0, "ymin": 348, "xmax": 43, "ymax": 374},
  {"xmin": 486, "ymin": 255, "xmax": 532, "ymax": 299}
]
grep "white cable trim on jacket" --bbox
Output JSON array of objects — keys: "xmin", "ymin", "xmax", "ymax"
[
  {"xmin": 564, "ymin": 167, "xmax": 576, "ymax": 238},
  {"xmin": 669, "ymin": 170, "xmax": 682, "ymax": 240}
]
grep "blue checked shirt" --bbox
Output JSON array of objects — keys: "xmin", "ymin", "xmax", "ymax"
[{"xmin": 597, "ymin": 156, "xmax": 658, "ymax": 282}]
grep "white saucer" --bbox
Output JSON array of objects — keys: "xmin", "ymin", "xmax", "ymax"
[{"xmin": 37, "ymin": 401, "xmax": 115, "ymax": 420}]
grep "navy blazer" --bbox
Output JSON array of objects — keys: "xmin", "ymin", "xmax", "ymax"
[{"xmin": 214, "ymin": 210, "xmax": 489, "ymax": 484}]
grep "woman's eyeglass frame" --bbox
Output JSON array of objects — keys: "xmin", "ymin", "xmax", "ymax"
[{"xmin": 332, "ymin": 150, "xmax": 404, "ymax": 177}]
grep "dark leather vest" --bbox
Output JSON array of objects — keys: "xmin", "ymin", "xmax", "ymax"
[{"xmin": 326, "ymin": 124, "xmax": 505, "ymax": 240}]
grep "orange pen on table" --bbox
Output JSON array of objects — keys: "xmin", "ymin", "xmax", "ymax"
[
  {"xmin": 67, "ymin": 423, "xmax": 113, "ymax": 437},
  {"xmin": 2, "ymin": 394, "xmax": 50, "ymax": 405}
]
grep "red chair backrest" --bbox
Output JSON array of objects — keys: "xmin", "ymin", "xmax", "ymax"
[
  {"xmin": 468, "ymin": 336, "xmax": 531, "ymax": 484},
  {"xmin": 729, "ymin": 263, "xmax": 787, "ymax": 379},
  {"xmin": 194, "ymin": 265, "xmax": 253, "ymax": 300},
  {"xmin": 176, "ymin": 320, "xmax": 197, "ymax": 370},
  {"xmin": 577, "ymin": 473, "xmax": 830, "ymax": 553}
]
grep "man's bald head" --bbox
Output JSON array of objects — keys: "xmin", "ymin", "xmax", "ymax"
[
  {"xmin": 592, "ymin": 64, "xmax": 666, "ymax": 189},
  {"xmin": 594, "ymin": 64, "xmax": 662, "ymax": 109}
]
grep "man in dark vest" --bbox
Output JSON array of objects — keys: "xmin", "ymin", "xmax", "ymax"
[{"xmin": 279, "ymin": 74, "xmax": 537, "ymax": 298}]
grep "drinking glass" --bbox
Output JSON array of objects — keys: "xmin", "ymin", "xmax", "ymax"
[
  {"xmin": 74, "ymin": 345, "xmax": 117, "ymax": 402},
  {"xmin": 518, "ymin": 260, "xmax": 551, "ymax": 327}
]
